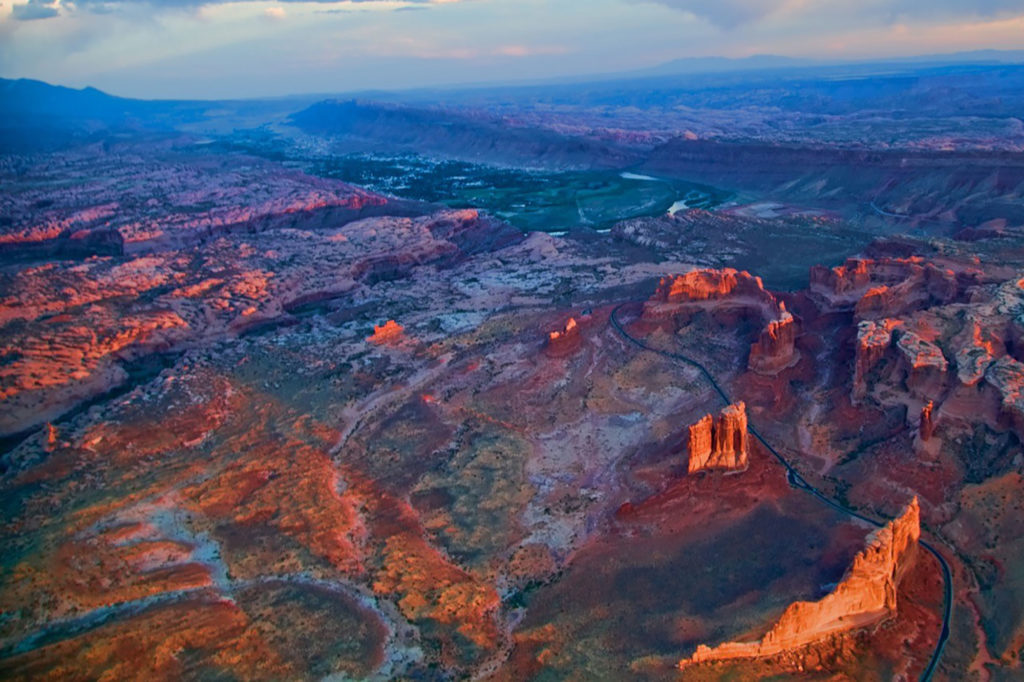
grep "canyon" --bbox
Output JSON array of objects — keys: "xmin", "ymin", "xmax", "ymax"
[{"xmin": 2, "ymin": 63, "xmax": 1024, "ymax": 680}]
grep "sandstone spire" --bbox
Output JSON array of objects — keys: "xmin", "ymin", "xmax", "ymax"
[{"xmin": 687, "ymin": 402, "xmax": 749, "ymax": 474}]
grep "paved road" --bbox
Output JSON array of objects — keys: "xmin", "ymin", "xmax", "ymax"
[
  {"xmin": 870, "ymin": 199, "xmax": 911, "ymax": 219},
  {"xmin": 609, "ymin": 302, "xmax": 952, "ymax": 681}
]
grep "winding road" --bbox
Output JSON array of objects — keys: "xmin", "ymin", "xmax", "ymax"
[{"xmin": 609, "ymin": 301, "xmax": 952, "ymax": 681}]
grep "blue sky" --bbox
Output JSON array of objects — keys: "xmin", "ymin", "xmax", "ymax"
[{"xmin": 2, "ymin": 0, "xmax": 1024, "ymax": 98}]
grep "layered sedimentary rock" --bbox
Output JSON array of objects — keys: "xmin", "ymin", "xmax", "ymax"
[
  {"xmin": 809, "ymin": 258, "xmax": 872, "ymax": 302},
  {"xmin": 954, "ymin": 319, "xmax": 1000, "ymax": 386},
  {"xmin": 748, "ymin": 307, "xmax": 798, "ymax": 374},
  {"xmin": 985, "ymin": 356, "xmax": 1024, "ymax": 435},
  {"xmin": 546, "ymin": 317, "xmax": 582, "ymax": 357},
  {"xmin": 810, "ymin": 256, "xmax": 977, "ymax": 315},
  {"xmin": 687, "ymin": 402, "xmax": 749, "ymax": 474},
  {"xmin": 679, "ymin": 498, "xmax": 921, "ymax": 668},
  {"xmin": 647, "ymin": 268, "xmax": 798, "ymax": 375},
  {"xmin": 651, "ymin": 268, "xmax": 774, "ymax": 307},
  {"xmin": 853, "ymin": 319, "xmax": 902, "ymax": 400}
]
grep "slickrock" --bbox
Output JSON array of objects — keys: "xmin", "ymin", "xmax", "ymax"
[
  {"xmin": 0, "ymin": 149, "xmax": 412, "ymax": 256},
  {"xmin": 748, "ymin": 307, "xmax": 798, "ymax": 374},
  {"xmin": 687, "ymin": 402, "xmax": 749, "ymax": 474},
  {"xmin": 367, "ymin": 320, "xmax": 405, "ymax": 346},
  {"xmin": 546, "ymin": 317, "xmax": 582, "ymax": 357},
  {"xmin": 679, "ymin": 498, "xmax": 921, "ymax": 668}
]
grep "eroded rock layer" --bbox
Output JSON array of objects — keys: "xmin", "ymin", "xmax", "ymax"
[
  {"xmin": 679, "ymin": 493, "xmax": 921, "ymax": 663},
  {"xmin": 679, "ymin": 497, "xmax": 921, "ymax": 667},
  {"xmin": 687, "ymin": 402, "xmax": 749, "ymax": 474}
]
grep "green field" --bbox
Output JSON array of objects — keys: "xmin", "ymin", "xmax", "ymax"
[{"xmin": 309, "ymin": 154, "xmax": 729, "ymax": 233}]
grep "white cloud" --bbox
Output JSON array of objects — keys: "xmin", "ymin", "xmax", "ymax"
[{"xmin": 634, "ymin": 0, "xmax": 1024, "ymax": 29}]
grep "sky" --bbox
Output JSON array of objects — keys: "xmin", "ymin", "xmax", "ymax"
[{"xmin": 1, "ymin": 0, "xmax": 1024, "ymax": 99}]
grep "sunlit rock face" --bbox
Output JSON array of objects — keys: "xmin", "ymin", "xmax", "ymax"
[
  {"xmin": 645, "ymin": 267, "xmax": 799, "ymax": 375},
  {"xmin": 687, "ymin": 402, "xmax": 749, "ymax": 474},
  {"xmin": 838, "ymin": 260, "xmax": 1024, "ymax": 452},
  {"xmin": 650, "ymin": 268, "xmax": 774, "ymax": 307},
  {"xmin": 545, "ymin": 317, "xmax": 582, "ymax": 357},
  {"xmin": 367, "ymin": 319, "xmax": 404, "ymax": 345},
  {"xmin": 810, "ymin": 257, "xmax": 978, "ymax": 315},
  {"xmin": 0, "ymin": 195, "xmax": 519, "ymax": 439},
  {"xmin": 748, "ymin": 307, "xmax": 798, "ymax": 374},
  {"xmin": 680, "ymin": 498, "xmax": 920, "ymax": 667}
]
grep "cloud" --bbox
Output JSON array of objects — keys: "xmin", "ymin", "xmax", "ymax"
[
  {"xmin": 885, "ymin": 0, "xmax": 1024, "ymax": 20},
  {"xmin": 65, "ymin": 0, "xmax": 466, "ymax": 8},
  {"xmin": 11, "ymin": 0, "xmax": 60, "ymax": 20},
  {"xmin": 636, "ymin": 0, "xmax": 1024, "ymax": 29},
  {"xmin": 632, "ymin": 0, "xmax": 788, "ymax": 27},
  {"xmin": 1, "ymin": 0, "xmax": 470, "ymax": 22}
]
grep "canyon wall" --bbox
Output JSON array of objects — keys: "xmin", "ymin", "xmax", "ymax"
[{"xmin": 679, "ymin": 497, "xmax": 921, "ymax": 668}]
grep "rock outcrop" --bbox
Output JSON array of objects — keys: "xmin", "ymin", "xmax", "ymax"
[
  {"xmin": 367, "ymin": 320, "xmax": 404, "ymax": 345},
  {"xmin": 810, "ymin": 256, "xmax": 976, "ymax": 315},
  {"xmin": 853, "ymin": 319, "xmax": 902, "ymax": 401},
  {"xmin": 748, "ymin": 306, "xmax": 798, "ymax": 374},
  {"xmin": 651, "ymin": 268, "xmax": 774, "ymax": 307},
  {"xmin": 917, "ymin": 402, "xmax": 935, "ymax": 443},
  {"xmin": 647, "ymin": 268, "xmax": 798, "ymax": 375},
  {"xmin": 985, "ymin": 355, "xmax": 1024, "ymax": 435},
  {"xmin": 679, "ymin": 498, "xmax": 921, "ymax": 668},
  {"xmin": 687, "ymin": 402, "xmax": 749, "ymax": 474},
  {"xmin": 546, "ymin": 317, "xmax": 582, "ymax": 357}
]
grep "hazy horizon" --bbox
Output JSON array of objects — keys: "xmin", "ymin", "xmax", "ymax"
[
  {"xmin": 8, "ymin": 47, "xmax": 1024, "ymax": 102},
  {"xmin": 3, "ymin": 0, "xmax": 1024, "ymax": 99}
]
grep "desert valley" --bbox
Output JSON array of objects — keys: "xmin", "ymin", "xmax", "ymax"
[{"xmin": 2, "ymin": 50, "xmax": 1024, "ymax": 681}]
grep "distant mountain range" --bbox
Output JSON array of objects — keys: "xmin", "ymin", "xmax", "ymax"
[
  {"xmin": 4, "ymin": 48, "xmax": 1024, "ymax": 152},
  {"xmin": 624, "ymin": 49, "xmax": 1024, "ymax": 79}
]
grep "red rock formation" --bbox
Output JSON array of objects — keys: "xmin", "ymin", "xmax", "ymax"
[
  {"xmin": 920, "ymin": 402, "xmax": 935, "ymax": 441},
  {"xmin": 812, "ymin": 256, "xmax": 967, "ymax": 316},
  {"xmin": 985, "ymin": 355, "xmax": 1024, "ymax": 437},
  {"xmin": 546, "ymin": 317, "xmax": 582, "ymax": 357},
  {"xmin": 45, "ymin": 423, "xmax": 58, "ymax": 451},
  {"xmin": 679, "ymin": 498, "xmax": 920, "ymax": 668},
  {"xmin": 748, "ymin": 307, "xmax": 798, "ymax": 374},
  {"xmin": 653, "ymin": 268, "xmax": 771, "ymax": 305},
  {"xmin": 687, "ymin": 402, "xmax": 749, "ymax": 474},
  {"xmin": 853, "ymin": 319, "xmax": 902, "ymax": 401},
  {"xmin": 896, "ymin": 328, "xmax": 949, "ymax": 397},
  {"xmin": 367, "ymin": 320, "xmax": 404, "ymax": 345},
  {"xmin": 810, "ymin": 259, "xmax": 872, "ymax": 301},
  {"xmin": 954, "ymin": 319, "xmax": 1000, "ymax": 386}
]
